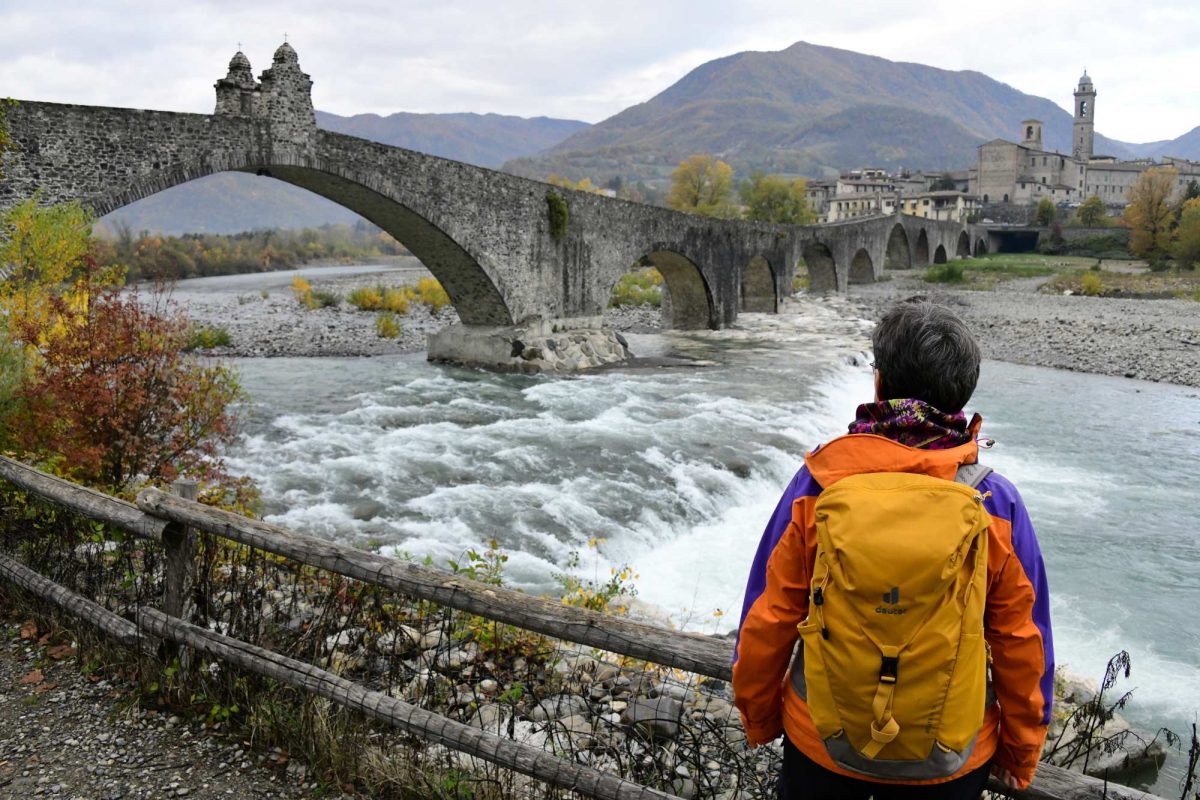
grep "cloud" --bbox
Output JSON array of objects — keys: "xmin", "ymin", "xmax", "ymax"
[{"xmin": 0, "ymin": 0, "xmax": 1196, "ymax": 142}]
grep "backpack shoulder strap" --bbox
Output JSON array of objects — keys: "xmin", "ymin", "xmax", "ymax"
[{"xmin": 954, "ymin": 462, "xmax": 993, "ymax": 489}]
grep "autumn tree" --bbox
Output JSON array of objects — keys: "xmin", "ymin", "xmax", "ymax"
[
  {"xmin": 1035, "ymin": 197, "xmax": 1056, "ymax": 227},
  {"xmin": 0, "ymin": 200, "xmax": 244, "ymax": 494},
  {"xmin": 1124, "ymin": 166, "xmax": 1179, "ymax": 261},
  {"xmin": 0, "ymin": 197, "xmax": 111, "ymax": 339},
  {"xmin": 10, "ymin": 290, "xmax": 242, "ymax": 491},
  {"xmin": 548, "ymin": 174, "xmax": 606, "ymax": 195},
  {"xmin": 1076, "ymin": 195, "xmax": 1106, "ymax": 226},
  {"xmin": 667, "ymin": 155, "xmax": 735, "ymax": 217},
  {"xmin": 1172, "ymin": 197, "xmax": 1200, "ymax": 271},
  {"xmin": 740, "ymin": 172, "xmax": 815, "ymax": 225}
]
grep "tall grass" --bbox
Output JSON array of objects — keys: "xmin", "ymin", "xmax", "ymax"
[
  {"xmin": 923, "ymin": 262, "xmax": 965, "ymax": 283},
  {"xmin": 609, "ymin": 268, "xmax": 663, "ymax": 307}
]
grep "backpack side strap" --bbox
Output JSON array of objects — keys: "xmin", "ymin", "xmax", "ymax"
[{"xmin": 954, "ymin": 462, "xmax": 993, "ymax": 489}]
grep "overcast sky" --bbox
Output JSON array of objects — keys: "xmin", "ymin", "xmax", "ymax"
[{"xmin": 2, "ymin": 0, "xmax": 1197, "ymax": 144}]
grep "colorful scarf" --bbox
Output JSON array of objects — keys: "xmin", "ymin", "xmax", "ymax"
[{"xmin": 848, "ymin": 398, "xmax": 974, "ymax": 450}]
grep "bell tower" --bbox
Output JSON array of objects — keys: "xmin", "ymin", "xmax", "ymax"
[{"xmin": 1073, "ymin": 71, "xmax": 1096, "ymax": 160}]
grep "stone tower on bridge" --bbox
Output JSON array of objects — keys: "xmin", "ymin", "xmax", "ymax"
[{"xmin": 213, "ymin": 43, "xmax": 316, "ymax": 144}]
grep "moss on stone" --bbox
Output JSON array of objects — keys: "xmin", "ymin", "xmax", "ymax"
[{"xmin": 546, "ymin": 191, "xmax": 569, "ymax": 240}]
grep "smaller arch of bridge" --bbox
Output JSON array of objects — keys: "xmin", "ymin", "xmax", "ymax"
[
  {"xmin": 638, "ymin": 249, "xmax": 716, "ymax": 330},
  {"xmin": 915, "ymin": 229, "xmax": 930, "ymax": 265},
  {"xmin": 849, "ymin": 248, "xmax": 874, "ymax": 284},
  {"xmin": 741, "ymin": 255, "xmax": 777, "ymax": 312},
  {"xmin": 885, "ymin": 224, "xmax": 912, "ymax": 269},
  {"xmin": 974, "ymin": 238, "xmax": 989, "ymax": 256},
  {"xmin": 802, "ymin": 242, "xmax": 838, "ymax": 293},
  {"xmin": 956, "ymin": 231, "xmax": 970, "ymax": 258},
  {"xmin": 933, "ymin": 244, "xmax": 948, "ymax": 264}
]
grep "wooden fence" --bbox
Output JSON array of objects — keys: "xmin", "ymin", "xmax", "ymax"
[{"xmin": 0, "ymin": 456, "xmax": 1169, "ymax": 800}]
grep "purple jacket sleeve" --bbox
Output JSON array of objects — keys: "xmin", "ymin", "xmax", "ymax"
[{"xmin": 734, "ymin": 467, "xmax": 820, "ymax": 664}]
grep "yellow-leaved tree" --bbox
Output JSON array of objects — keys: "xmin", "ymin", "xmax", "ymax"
[
  {"xmin": 1124, "ymin": 167, "xmax": 1178, "ymax": 262},
  {"xmin": 667, "ymin": 155, "xmax": 735, "ymax": 217},
  {"xmin": 547, "ymin": 174, "xmax": 606, "ymax": 195},
  {"xmin": 1075, "ymin": 195, "xmax": 1106, "ymax": 227},
  {"xmin": 1172, "ymin": 197, "xmax": 1200, "ymax": 271},
  {"xmin": 740, "ymin": 172, "xmax": 815, "ymax": 225},
  {"xmin": 0, "ymin": 197, "xmax": 124, "ymax": 341}
]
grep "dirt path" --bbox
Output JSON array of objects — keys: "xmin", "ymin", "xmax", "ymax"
[{"xmin": 0, "ymin": 613, "xmax": 350, "ymax": 800}]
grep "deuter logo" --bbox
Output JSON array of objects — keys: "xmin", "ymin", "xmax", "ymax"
[{"xmin": 875, "ymin": 586, "xmax": 907, "ymax": 615}]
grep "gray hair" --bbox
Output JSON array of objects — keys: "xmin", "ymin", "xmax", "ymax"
[{"xmin": 871, "ymin": 301, "xmax": 981, "ymax": 412}]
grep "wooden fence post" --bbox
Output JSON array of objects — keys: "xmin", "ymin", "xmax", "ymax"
[{"xmin": 162, "ymin": 478, "xmax": 198, "ymax": 664}]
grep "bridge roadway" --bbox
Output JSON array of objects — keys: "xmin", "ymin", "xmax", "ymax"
[{"xmin": 0, "ymin": 44, "xmax": 988, "ymax": 367}]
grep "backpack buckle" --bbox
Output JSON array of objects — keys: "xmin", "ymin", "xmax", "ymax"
[{"xmin": 879, "ymin": 656, "xmax": 899, "ymax": 684}]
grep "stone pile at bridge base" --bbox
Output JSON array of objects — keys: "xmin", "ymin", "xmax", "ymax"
[{"xmin": 427, "ymin": 321, "xmax": 632, "ymax": 373}]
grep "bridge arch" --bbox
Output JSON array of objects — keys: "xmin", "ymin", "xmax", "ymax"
[
  {"xmin": 638, "ymin": 249, "xmax": 715, "ymax": 330},
  {"xmin": 915, "ymin": 229, "xmax": 930, "ymax": 265},
  {"xmin": 802, "ymin": 242, "xmax": 837, "ymax": 293},
  {"xmin": 740, "ymin": 255, "xmax": 777, "ymax": 312},
  {"xmin": 88, "ymin": 155, "xmax": 515, "ymax": 326},
  {"xmin": 974, "ymin": 238, "xmax": 989, "ymax": 256},
  {"xmin": 849, "ymin": 249, "xmax": 874, "ymax": 284},
  {"xmin": 885, "ymin": 224, "xmax": 912, "ymax": 269},
  {"xmin": 933, "ymin": 244, "xmax": 948, "ymax": 264},
  {"xmin": 956, "ymin": 231, "xmax": 970, "ymax": 258}
]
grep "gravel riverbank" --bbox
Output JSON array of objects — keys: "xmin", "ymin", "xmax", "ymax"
[
  {"xmin": 172, "ymin": 262, "xmax": 664, "ymax": 359},
  {"xmin": 847, "ymin": 270, "xmax": 1200, "ymax": 387}
]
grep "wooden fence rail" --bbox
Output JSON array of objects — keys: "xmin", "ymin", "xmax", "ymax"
[{"xmin": 0, "ymin": 456, "xmax": 1171, "ymax": 800}]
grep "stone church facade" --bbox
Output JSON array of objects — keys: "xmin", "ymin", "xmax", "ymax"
[{"xmin": 969, "ymin": 72, "xmax": 1200, "ymax": 207}]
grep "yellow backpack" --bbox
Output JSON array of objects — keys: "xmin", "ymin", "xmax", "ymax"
[{"xmin": 792, "ymin": 465, "xmax": 992, "ymax": 780}]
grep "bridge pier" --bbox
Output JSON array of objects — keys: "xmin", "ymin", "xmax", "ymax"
[{"xmin": 426, "ymin": 319, "xmax": 631, "ymax": 373}]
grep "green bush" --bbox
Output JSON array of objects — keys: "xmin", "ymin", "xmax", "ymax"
[
  {"xmin": 609, "ymin": 268, "xmax": 663, "ymax": 307},
  {"xmin": 183, "ymin": 325, "xmax": 232, "ymax": 351},
  {"xmin": 923, "ymin": 263, "xmax": 965, "ymax": 283},
  {"xmin": 347, "ymin": 286, "xmax": 383, "ymax": 311},
  {"xmin": 1079, "ymin": 272, "xmax": 1103, "ymax": 296},
  {"xmin": 375, "ymin": 313, "xmax": 401, "ymax": 339},
  {"xmin": 309, "ymin": 290, "xmax": 340, "ymax": 308}
]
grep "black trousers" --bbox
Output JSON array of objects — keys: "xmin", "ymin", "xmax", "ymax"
[{"xmin": 778, "ymin": 738, "xmax": 992, "ymax": 800}]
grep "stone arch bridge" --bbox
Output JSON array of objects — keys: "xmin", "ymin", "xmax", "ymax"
[{"xmin": 0, "ymin": 45, "xmax": 980, "ymax": 367}]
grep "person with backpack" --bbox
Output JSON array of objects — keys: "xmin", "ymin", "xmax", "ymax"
[{"xmin": 733, "ymin": 301, "xmax": 1053, "ymax": 799}]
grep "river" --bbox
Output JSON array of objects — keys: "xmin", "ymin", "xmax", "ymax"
[{"xmin": 217, "ymin": 289, "xmax": 1199, "ymax": 794}]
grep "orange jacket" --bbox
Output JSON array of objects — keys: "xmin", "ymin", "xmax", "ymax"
[{"xmin": 732, "ymin": 433, "xmax": 1053, "ymax": 788}]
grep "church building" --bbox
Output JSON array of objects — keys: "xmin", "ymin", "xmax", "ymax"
[{"xmin": 969, "ymin": 72, "xmax": 1200, "ymax": 208}]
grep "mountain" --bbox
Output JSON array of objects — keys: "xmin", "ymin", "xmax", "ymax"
[
  {"xmin": 99, "ymin": 112, "xmax": 589, "ymax": 235},
  {"xmin": 505, "ymin": 41, "xmax": 1149, "ymax": 184},
  {"xmin": 1132, "ymin": 125, "xmax": 1200, "ymax": 161},
  {"xmin": 315, "ymin": 111, "xmax": 588, "ymax": 169}
]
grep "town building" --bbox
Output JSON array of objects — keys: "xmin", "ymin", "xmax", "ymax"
[
  {"xmin": 970, "ymin": 72, "xmax": 1200, "ymax": 208},
  {"xmin": 817, "ymin": 168, "xmax": 978, "ymax": 223}
]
